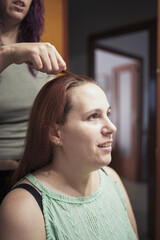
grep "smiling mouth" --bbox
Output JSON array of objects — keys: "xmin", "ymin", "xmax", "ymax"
[{"xmin": 98, "ymin": 143, "xmax": 111, "ymax": 148}]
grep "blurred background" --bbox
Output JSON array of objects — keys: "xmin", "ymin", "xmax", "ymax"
[{"xmin": 41, "ymin": 1, "xmax": 159, "ymax": 239}]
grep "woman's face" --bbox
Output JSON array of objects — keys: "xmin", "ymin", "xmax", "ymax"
[
  {"xmin": 57, "ymin": 83, "xmax": 117, "ymax": 172},
  {"xmin": 0, "ymin": 0, "xmax": 32, "ymax": 24}
]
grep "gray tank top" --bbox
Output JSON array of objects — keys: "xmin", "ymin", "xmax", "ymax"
[{"xmin": 0, "ymin": 45, "xmax": 50, "ymax": 159}]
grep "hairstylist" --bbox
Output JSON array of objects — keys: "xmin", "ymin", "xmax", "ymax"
[{"xmin": 0, "ymin": 0, "xmax": 66, "ymax": 202}]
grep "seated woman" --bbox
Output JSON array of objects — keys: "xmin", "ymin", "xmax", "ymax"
[{"xmin": 0, "ymin": 73, "xmax": 139, "ymax": 240}]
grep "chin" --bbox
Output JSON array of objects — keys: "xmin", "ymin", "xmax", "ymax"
[
  {"xmin": 97, "ymin": 158, "xmax": 111, "ymax": 169},
  {"xmin": 102, "ymin": 156, "xmax": 112, "ymax": 166},
  {"xmin": 104, "ymin": 160, "xmax": 111, "ymax": 167},
  {"xmin": 10, "ymin": 11, "xmax": 26, "ymax": 22}
]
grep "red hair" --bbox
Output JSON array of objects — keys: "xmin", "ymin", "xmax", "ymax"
[{"xmin": 12, "ymin": 73, "xmax": 99, "ymax": 184}]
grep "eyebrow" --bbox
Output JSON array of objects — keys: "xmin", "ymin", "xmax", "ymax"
[{"xmin": 108, "ymin": 106, "xmax": 111, "ymax": 111}]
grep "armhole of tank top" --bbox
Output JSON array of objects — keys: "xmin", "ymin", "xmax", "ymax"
[{"xmin": 13, "ymin": 183, "xmax": 43, "ymax": 213}]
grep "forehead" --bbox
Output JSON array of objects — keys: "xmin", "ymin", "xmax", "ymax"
[{"xmin": 69, "ymin": 83, "xmax": 109, "ymax": 111}]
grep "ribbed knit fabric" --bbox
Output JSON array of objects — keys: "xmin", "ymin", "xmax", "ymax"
[
  {"xmin": 25, "ymin": 170, "xmax": 137, "ymax": 240},
  {"xmin": 0, "ymin": 42, "xmax": 49, "ymax": 160}
]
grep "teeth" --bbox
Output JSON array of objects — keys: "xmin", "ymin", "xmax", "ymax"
[{"xmin": 98, "ymin": 143, "xmax": 109, "ymax": 148}]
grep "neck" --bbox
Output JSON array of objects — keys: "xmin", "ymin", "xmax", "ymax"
[
  {"xmin": 38, "ymin": 160, "xmax": 100, "ymax": 197},
  {"xmin": 55, "ymin": 168, "xmax": 100, "ymax": 197},
  {"xmin": 0, "ymin": 22, "xmax": 19, "ymax": 44}
]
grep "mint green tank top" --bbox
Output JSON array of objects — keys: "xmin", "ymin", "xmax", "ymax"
[{"xmin": 25, "ymin": 169, "xmax": 137, "ymax": 240}]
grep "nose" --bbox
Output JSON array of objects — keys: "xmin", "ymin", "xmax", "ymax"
[{"xmin": 101, "ymin": 117, "xmax": 117, "ymax": 136}]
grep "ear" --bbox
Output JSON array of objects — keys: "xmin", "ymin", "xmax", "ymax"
[{"xmin": 49, "ymin": 124, "xmax": 62, "ymax": 146}]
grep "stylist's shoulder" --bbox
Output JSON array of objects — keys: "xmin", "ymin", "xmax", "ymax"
[{"xmin": 0, "ymin": 187, "xmax": 46, "ymax": 240}]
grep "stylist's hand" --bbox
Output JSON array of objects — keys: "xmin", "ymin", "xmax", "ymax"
[{"xmin": 0, "ymin": 42, "xmax": 66, "ymax": 74}]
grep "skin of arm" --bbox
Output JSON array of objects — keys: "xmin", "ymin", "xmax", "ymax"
[
  {"xmin": 0, "ymin": 188, "xmax": 46, "ymax": 240},
  {"xmin": 0, "ymin": 159, "xmax": 19, "ymax": 170},
  {"xmin": 0, "ymin": 42, "xmax": 66, "ymax": 74},
  {"xmin": 103, "ymin": 166, "xmax": 139, "ymax": 240}
]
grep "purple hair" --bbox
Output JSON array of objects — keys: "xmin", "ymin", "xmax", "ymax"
[
  {"xmin": 18, "ymin": 0, "xmax": 45, "ymax": 76},
  {"xmin": 18, "ymin": 0, "xmax": 44, "ymax": 43}
]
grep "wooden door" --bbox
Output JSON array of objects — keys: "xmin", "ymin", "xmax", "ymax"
[
  {"xmin": 41, "ymin": 0, "xmax": 68, "ymax": 63},
  {"xmin": 112, "ymin": 63, "xmax": 141, "ymax": 182}
]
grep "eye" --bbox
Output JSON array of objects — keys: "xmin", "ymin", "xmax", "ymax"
[
  {"xmin": 107, "ymin": 110, "xmax": 111, "ymax": 117},
  {"xmin": 88, "ymin": 113, "xmax": 99, "ymax": 120}
]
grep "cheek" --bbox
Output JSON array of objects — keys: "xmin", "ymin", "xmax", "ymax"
[
  {"xmin": 28, "ymin": 1, "xmax": 32, "ymax": 9},
  {"xmin": 61, "ymin": 123, "xmax": 101, "ymax": 150},
  {"xmin": 61, "ymin": 130, "xmax": 89, "ymax": 150},
  {"xmin": 25, "ymin": 1, "xmax": 32, "ymax": 12}
]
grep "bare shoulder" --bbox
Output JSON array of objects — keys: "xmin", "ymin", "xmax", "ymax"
[
  {"xmin": 103, "ymin": 165, "xmax": 131, "ymax": 205},
  {"xmin": 0, "ymin": 187, "xmax": 46, "ymax": 240},
  {"xmin": 102, "ymin": 166, "xmax": 139, "ymax": 239},
  {"xmin": 102, "ymin": 166, "xmax": 131, "ymax": 204},
  {"xmin": 102, "ymin": 166, "xmax": 122, "ymax": 185}
]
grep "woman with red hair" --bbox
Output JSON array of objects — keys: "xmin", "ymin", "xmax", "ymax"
[{"xmin": 0, "ymin": 73, "xmax": 139, "ymax": 240}]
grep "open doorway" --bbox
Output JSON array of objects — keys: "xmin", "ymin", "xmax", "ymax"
[
  {"xmin": 89, "ymin": 19, "xmax": 157, "ymax": 240},
  {"xmin": 94, "ymin": 48, "xmax": 142, "ymax": 181}
]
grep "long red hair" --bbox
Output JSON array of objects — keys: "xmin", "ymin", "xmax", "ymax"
[{"xmin": 12, "ymin": 73, "xmax": 99, "ymax": 185}]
